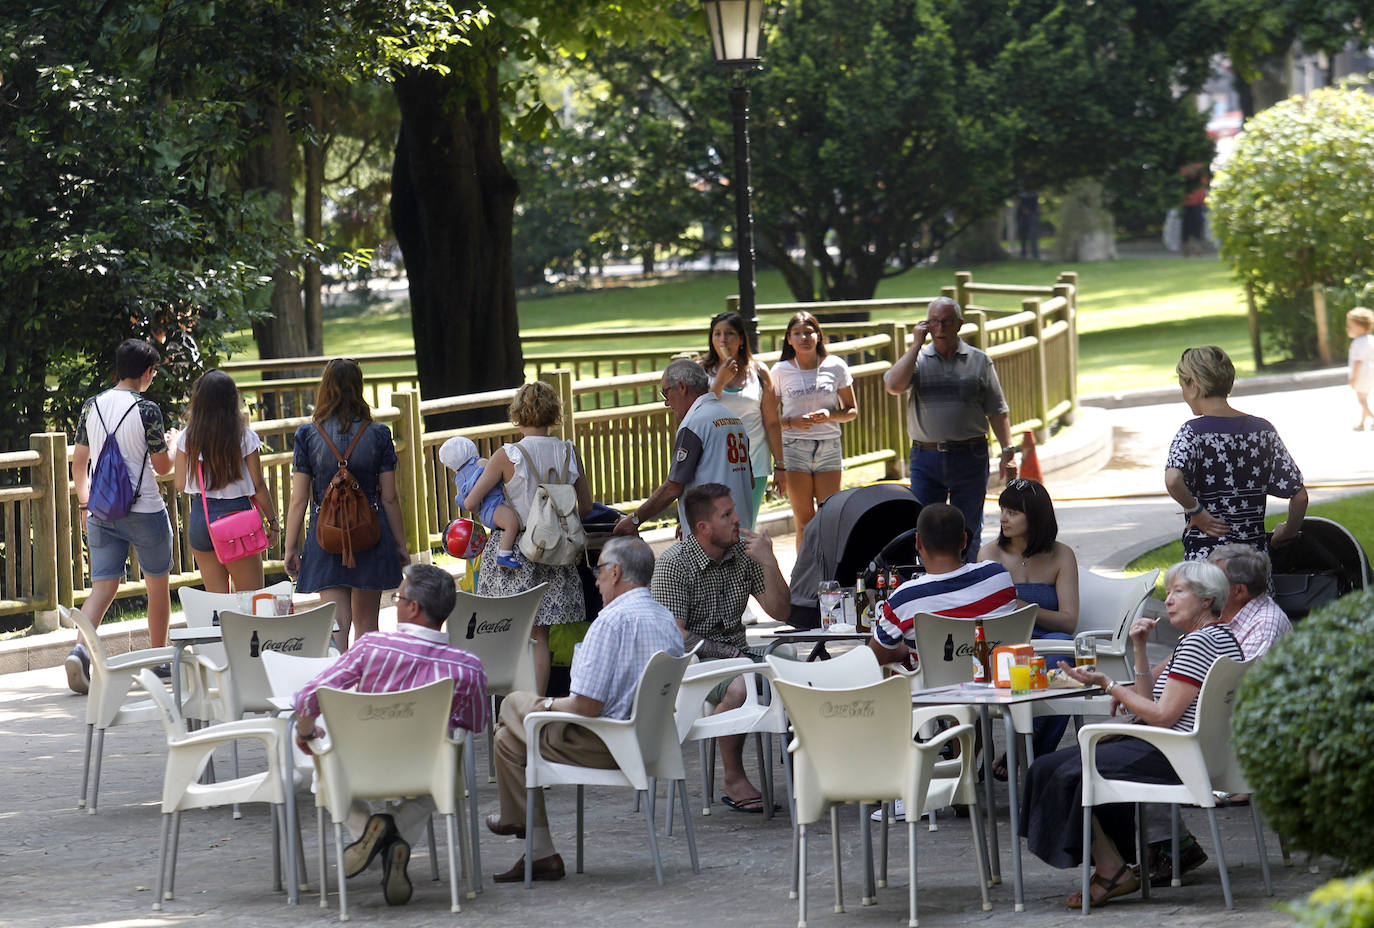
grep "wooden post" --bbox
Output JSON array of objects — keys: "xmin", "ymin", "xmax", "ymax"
[
  {"xmin": 1312, "ymin": 284, "xmax": 1332, "ymax": 365},
  {"xmin": 1026, "ymin": 298, "xmax": 1051, "ymax": 444},
  {"xmin": 541, "ymin": 369, "xmax": 577, "ymax": 443},
  {"xmin": 391, "ymin": 387, "xmax": 422, "ymax": 558},
  {"xmin": 955, "ymin": 271, "xmax": 972, "ymax": 310},
  {"xmin": 1055, "ymin": 282, "xmax": 1079, "ymax": 425},
  {"xmin": 883, "ymin": 321, "xmax": 908, "ymax": 479},
  {"xmin": 1245, "ymin": 282, "xmax": 1264, "ymax": 369},
  {"xmin": 409, "ymin": 385, "xmax": 431, "ymax": 560},
  {"xmin": 52, "ymin": 431, "xmax": 73, "ymax": 609},
  {"xmin": 30, "ymin": 433, "xmax": 61, "ymax": 630}
]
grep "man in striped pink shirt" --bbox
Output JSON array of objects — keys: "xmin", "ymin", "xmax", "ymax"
[{"xmin": 293, "ymin": 562, "xmax": 487, "ymax": 906}]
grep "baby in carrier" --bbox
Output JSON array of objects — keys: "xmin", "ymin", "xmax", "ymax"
[{"xmin": 439, "ymin": 435, "xmax": 522, "ymax": 568}]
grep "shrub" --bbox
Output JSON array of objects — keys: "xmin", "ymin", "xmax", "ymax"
[
  {"xmin": 1210, "ymin": 87, "xmax": 1374, "ymax": 363},
  {"xmin": 1232, "ymin": 589, "xmax": 1374, "ymax": 872},
  {"xmin": 1287, "ymin": 870, "xmax": 1374, "ymax": 928}
]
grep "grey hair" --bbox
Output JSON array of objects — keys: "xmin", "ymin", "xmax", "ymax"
[
  {"xmin": 663, "ymin": 358, "xmax": 709, "ymax": 396},
  {"xmin": 599, "ymin": 536, "xmax": 656, "ymax": 587},
  {"xmin": 403, "ymin": 562, "xmax": 457, "ymax": 625},
  {"xmin": 1208, "ymin": 543, "xmax": 1271, "ymax": 596},
  {"xmin": 927, "ymin": 296, "xmax": 964, "ymax": 322},
  {"xmin": 1164, "ymin": 560, "xmax": 1230, "ymax": 618}
]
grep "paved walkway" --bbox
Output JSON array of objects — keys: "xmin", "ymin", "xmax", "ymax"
[{"xmin": 1, "ymin": 375, "xmax": 1359, "ymax": 927}]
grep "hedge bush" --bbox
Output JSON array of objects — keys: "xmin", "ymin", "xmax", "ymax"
[
  {"xmin": 1287, "ymin": 870, "xmax": 1374, "ymax": 928},
  {"xmin": 1233, "ymin": 589, "xmax": 1374, "ymax": 872}
]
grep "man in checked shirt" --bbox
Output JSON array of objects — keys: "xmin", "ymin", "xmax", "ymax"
[{"xmin": 293, "ymin": 562, "xmax": 488, "ymax": 906}]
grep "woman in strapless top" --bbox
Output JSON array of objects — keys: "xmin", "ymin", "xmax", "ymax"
[{"xmin": 979, "ymin": 477, "xmax": 1081, "ymax": 765}]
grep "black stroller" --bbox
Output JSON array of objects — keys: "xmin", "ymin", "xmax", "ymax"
[
  {"xmin": 1267, "ymin": 516, "xmax": 1371, "ymax": 620},
  {"xmin": 786, "ymin": 483, "xmax": 922, "ymax": 628}
]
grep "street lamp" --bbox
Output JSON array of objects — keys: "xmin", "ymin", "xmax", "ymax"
[{"xmin": 702, "ymin": 0, "xmax": 764, "ymax": 352}]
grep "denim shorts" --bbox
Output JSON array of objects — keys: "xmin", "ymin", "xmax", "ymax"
[
  {"xmin": 782, "ymin": 436, "xmax": 843, "ymax": 474},
  {"xmin": 187, "ymin": 495, "xmax": 255, "ymax": 553},
  {"xmin": 87, "ymin": 509, "xmax": 174, "ymax": 580}
]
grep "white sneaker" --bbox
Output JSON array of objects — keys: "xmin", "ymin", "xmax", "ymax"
[{"xmin": 869, "ymin": 799, "xmax": 905, "ymax": 823}]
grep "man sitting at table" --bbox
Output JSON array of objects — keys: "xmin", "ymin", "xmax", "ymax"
[
  {"xmin": 293, "ymin": 563, "xmax": 488, "ymax": 906},
  {"xmin": 868, "ymin": 502, "xmax": 1018, "ymax": 665},
  {"xmin": 651, "ymin": 482, "xmax": 792, "ymax": 814},
  {"xmin": 488, "ymin": 536, "xmax": 684, "ymax": 881}
]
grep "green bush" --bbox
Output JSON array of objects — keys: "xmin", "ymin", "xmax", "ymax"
[
  {"xmin": 1211, "ymin": 87, "xmax": 1374, "ymax": 363},
  {"xmin": 1287, "ymin": 870, "xmax": 1374, "ymax": 928},
  {"xmin": 1232, "ymin": 589, "xmax": 1374, "ymax": 872}
]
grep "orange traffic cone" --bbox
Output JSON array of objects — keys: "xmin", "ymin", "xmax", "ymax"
[{"xmin": 1019, "ymin": 430, "xmax": 1044, "ymax": 484}]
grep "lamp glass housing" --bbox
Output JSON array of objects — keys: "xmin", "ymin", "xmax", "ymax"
[{"xmin": 703, "ymin": 0, "xmax": 762, "ymax": 66}]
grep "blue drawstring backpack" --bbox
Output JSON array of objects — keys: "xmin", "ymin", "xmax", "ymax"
[{"xmin": 87, "ymin": 397, "xmax": 146, "ymax": 522}]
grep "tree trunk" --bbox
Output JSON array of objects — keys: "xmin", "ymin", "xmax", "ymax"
[
  {"xmin": 391, "ymin": 63, "xmax": 522, "ymax": 430},
  {"xmin": 242, "ymin": 100, "xmax": 309, "ymax": 366},
  {"xmin": 1054, "ymin": 178, "xmax": 1118, "ymax": 263},
  {"xmin": 1237, "ymin": 48, "xmax": 1293, "ymax": 119},
  {"xmin": 938, "ymin": 214, "xmax": 1006, "ymax": 267},
  {"xmin": 302, "ymin": 90, "xmax": 326, "ymax": 356}
]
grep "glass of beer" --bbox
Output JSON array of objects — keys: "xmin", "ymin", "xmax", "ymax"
[{"xmin": 1074, "ymin": 635, "xmax": 1097, "ymax": 673}]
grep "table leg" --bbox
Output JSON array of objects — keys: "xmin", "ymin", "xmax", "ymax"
[
  {"xmin": 282, "ymin": 718, "xmax": 300, "ymax": 905},
  {"xmin": 171, "ymin": 641, "xmax": 187, "ymax": 720},
  {"xmin": 1003, "ymin": 711, "xmax": 1024, "ymax": 912},
  {"xmin": 860, "ymin": 803, "xmax": 876, "ymax": 905},
  {"xmin": 979, "ymin": 706, "xmax": 1001, "ymax": 885}
]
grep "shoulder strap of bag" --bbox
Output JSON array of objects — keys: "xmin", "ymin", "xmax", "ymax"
[
  {"xmin": 198, "ymin": 460, "xmax": 259, "ymax": 526},
  {"xmin": 94, "ymin": 394, "xmax": 147, "ymax": 495},
  {"xmin": 316, "ymin": 422, "xmax": 367, "ymax": 466}
]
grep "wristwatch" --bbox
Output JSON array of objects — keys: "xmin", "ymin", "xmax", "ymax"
[
  {"xmin": 629, "ymin": 512, "xmax": 641, "ymax": 527},
  {"xmin": 543, "ymin": 697, "xmax": 555, "ymax": 711}
]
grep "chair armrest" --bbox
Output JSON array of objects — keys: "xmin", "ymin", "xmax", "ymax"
[
  {"xmin": 1030, "ymin": 639, "xmax": 1074, "ymax": 655},
  {"xmin": 524, "ymin": 710, "xmax": 643, "ymax": 785},
  {"xmin": 681, "ymin": 657, "xmax": 758, "ymax": 682},
  {"xmin": 676, "ymin": 659, "xmax": 768, "ymax": 739},
  {"xmin": 107, "ymin": 646, "xmax": 178, "ymax": 671},
  {"xmin": 1077, "ymin": 722, "xmax": 1214, "ymax": 806}
]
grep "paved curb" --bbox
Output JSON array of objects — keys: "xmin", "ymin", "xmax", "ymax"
[{"xmin": 1082, "ymin": 365, "xmax": 1346, "ymax": 409}]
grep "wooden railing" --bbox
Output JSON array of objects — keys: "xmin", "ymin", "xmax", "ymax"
[{"xmin": 4, "ymin": 272, "xmax": 1075, "ymax": 629}]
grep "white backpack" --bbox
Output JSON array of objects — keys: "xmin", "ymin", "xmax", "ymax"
[{"xmin": 517, "ymin": 441, "xmax": 586, "ymax": 566}]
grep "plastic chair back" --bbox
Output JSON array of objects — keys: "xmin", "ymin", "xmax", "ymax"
[
  {"xmin": 1193, "ymin": 656, "xmax": 1255, "ymax": 792},
  {"xmin": 765, "ymin": 644, "xmax": 880, "ymax": 687},
  {"xmin": 314, "ymin": 679, "xmax": 461, "ymax": 816},
  {"xmin": 66, "ymin": 605, "xmax": 162, "ymax": 728},
  {"xmin": 771, "ymin": 675, "xmax": 923, "ymax": 824},
  {"xmin": 627, "ymin": 651, "xmax": 693, "ymax": 777},
  {"xmin": 261, "ymin": 651, "xmax": 338, "ymax": 706},
  {"xmin": 909, "ymin": 603, "xmax": 1038, "ymax": 689},
  {"xmin": 445, "ymin": 583, "xmax": 546, "ymax": 696},
  {"xmin": 180, "ymin": 581, "xmax": 293, "ymax": 669},
  {"xmin": 220, "ymin": 604, "xmax": 336, "ymax": 717}
]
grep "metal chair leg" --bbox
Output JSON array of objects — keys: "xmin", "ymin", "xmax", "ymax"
[
  {"xmin": 908, "ymin": 818, "xmax": 919, "ymax": 928},
  {"xmin": 831, "ymin": 805, "xmax": 844, "ymax": 914},
  {"xmin": 678, "ymin": 779, "xmax": 701, "ymax": 873},
  {"xmin": 1206, "ymin": 808, "xmax": 1234, "ymax": 909},
  {"xmin": 798, "ymin": 822, "xmax": 808, "ymax": 928},
  {"xmin": 334, "ymin": 822, "xmax": 349, "ymax": 921},
  {"xmin": 642, "ymin": 789, "xmax": 665, "ymax": 886},
  {"xmin": 860, "ymin": 803, "xmax": 876, "ymax": 905},
  {"xmin": 445, "ymin": 813, "xmax": 462, "ymax": 913},
  {"xmin": 79, "ymin": 724, "xmax": 94, "ymax": 809},
  {"xmin": 426, "ymin": 816, "xmax": 439, "ymax": 881},
  {"xmin": 153, "ymin": 813, "xmax": 172, "ymax": 910},
  {"xmin": 1251, "ymin": 805, "xmax": 1273, "ymax": 895}
]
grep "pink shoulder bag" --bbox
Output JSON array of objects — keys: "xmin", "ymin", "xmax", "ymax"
[{"xmin": 198, "ymin": 461, "xmax": 270, "ymax": 563}]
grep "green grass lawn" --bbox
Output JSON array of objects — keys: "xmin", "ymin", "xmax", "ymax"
[
  {"xmin": 232, "ymin": 253, "xmax": 1254, "ymax": 395},
  {"xmin": 1125, "ymin": 491, "xmax": 1374, "ymax": 591}
]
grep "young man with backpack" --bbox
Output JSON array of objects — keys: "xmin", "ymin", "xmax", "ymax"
[{"xmin": 66, "ymin": 339, "xmax": 177, "ymax": 694}]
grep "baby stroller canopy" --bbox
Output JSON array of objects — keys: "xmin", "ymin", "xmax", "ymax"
[{"xmin": 1268, "ymin": 516, "xmax": 1371, "ymax": 620}]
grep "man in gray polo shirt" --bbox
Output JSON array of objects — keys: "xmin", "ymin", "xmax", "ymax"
[
  {"xmin": 614, "ymin": 358, "xmax": 755, "ymax": 534},
  {"xmin": 884, "ymin": 296, "xmax": 1015, "ymax": 561}
]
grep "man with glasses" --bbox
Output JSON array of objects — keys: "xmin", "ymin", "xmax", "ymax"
[
  {"xmin": 884, "ymin": 296, "xmax": 1015, "ymax": 561},
  {"xmin": 487, "ymin": 536, "xmax": 682, "ymax": 882},
  {"xmin": 613, "ymin": 357, "xmax": 755, "ymax": 534},
  {"xmin": 292, "ymin": 562, "xmax": 487, "ymax": 906}
]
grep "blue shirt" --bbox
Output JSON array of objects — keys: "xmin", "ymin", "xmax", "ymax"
[{"xmin": 570, "ymin": 586, "xmax": 683, "ymax": 719}]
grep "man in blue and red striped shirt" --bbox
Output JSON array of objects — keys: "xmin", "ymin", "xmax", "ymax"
[{"xmin": 871, "ymin": 504, "xmax": 1017, "ymax": 662}]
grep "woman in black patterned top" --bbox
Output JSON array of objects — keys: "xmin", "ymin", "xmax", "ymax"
[
  {"xmin": 1165, "ymin": 345, "xmax": 1306, "ymax": 561},
  {"xmin": 1021, "ymin": 560, "xmax": 1244, "ymax": 908}
]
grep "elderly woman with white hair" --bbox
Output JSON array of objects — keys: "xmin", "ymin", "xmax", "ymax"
[{"xmin": 1020, "ymin": 560, "xmax": 1245, "ymax": 908}]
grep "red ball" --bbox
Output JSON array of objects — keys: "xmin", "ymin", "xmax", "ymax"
[{"xmin": 445, "ymin": 517, "xmax": 486, "ymax": 560}]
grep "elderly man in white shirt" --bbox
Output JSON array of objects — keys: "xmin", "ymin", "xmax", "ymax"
[
  {"xmin": 1209, "ymin": 543, "xmax": 1293, "ymax": 659},
  {"xmin": 487, "ymin": 536, "xmax": 684, "ymax": 883}
]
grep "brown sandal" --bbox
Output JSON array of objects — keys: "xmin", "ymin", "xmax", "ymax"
[{"xmin": 1066, "ymin": 863, "xmax": 1141, "ymax": 908}]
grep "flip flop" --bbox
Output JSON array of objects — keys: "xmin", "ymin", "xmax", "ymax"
[
  {"xmin": 721, "ymin": 795, "xmax": 778, "ymax": 814},
  {"xmin": 1066, "ymin": 863, "xmax": 1141, "ymax": 908}
]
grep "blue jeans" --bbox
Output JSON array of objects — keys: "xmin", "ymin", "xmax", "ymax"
[{"xmin": 909, "ymin": 445, "xmax": 989, "ymax": 562}]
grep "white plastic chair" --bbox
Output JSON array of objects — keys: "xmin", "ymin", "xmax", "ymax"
[
  {"xmin": 521, "ymin": 650, "xmax": 698, "ymax": 887},
  {"xmin": 445, "ymin": 583, "xmax": 546, "ymax": 781},
  {"xmin": 766, "ymin": 643, "xmax": 881, "ymax": 687},
  {"xmin": 1033, "ymin": 569, "xmax": 1159, "ymax": 682},
  {"xmin": 312, "ymin": 679, "xmax": 472, "ymax": 921},
  {"xmin": 673, "ymin": 657, "xmax": 790, "ymax": 819},
  {"xmin": 179, "ymin": 582, "xmax": 294, "ymax": 721},
  {"xmin": 135, "ymin": 668, "xmax": 291, "ymax": 912},
  {"xmin": 772, "ymin": 675, "xmax": 991, "ymax": 928},
  {"xmin": 1077, "ymin": 656, "xmax": 1272, "ymax": 912},
  {"xmin": 908, "ymin": 604, "xmax": 1039, "ymax": 690},
  {"xmin": 63, "ymin": 605, "xmax": 180, "ymax": 813},
  {"xmin": 219, "ymin": 604, "xmax": 337, "ymax": 720}
]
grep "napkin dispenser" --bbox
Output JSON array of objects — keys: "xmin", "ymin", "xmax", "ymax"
[{"xmin": 992, "ymin": 644, "xmax": 1035, "ymax": 688}]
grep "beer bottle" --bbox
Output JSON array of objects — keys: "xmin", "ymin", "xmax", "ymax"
[
  {"xmin": 971, "ymin": 618, "xmax": 992, "ymax": 683},
  {"xmin": 855, "ymin": 575, "xmax": 869, "ymax": 632},
  {"xmin": 875, "ymin": 569, "xmax": 887, "ymax": 604}
]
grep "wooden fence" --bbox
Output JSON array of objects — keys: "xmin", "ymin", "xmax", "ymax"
[{"xmin": 3, "ymin": 271, "xmax": 1075, "ymax": 630}]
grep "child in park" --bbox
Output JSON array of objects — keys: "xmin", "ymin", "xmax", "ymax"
[
  {"xmin": 1348, "ymin": 306, "xmax": 1374, "ymax": 431},
  {"xmin": 439, "ymin": 435, "xmax": 522, "ymax": 567}
]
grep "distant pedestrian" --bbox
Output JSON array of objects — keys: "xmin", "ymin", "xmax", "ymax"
[
  {"xmin": 1015, "ymin": 189, "xmax": 1040, "ymax": 259},
  {"xmin": 1345, "ymin": 306, "xmax": 1374, "ymax": 431},
  {"xmin": 884, "ymin": 297, "xmax": 1015, "ymax": 562},
  {"xmin": 67, "ymin": 339, "xmax": 177, "ymax": 694},
  {"xmin": 1180, "ymin": 163, "xmax": 1209, "ymax": 257}
]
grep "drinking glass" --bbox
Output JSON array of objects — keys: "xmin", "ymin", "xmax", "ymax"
[
  {"xmin": 1009, "ymin": 656, "xmax": 1032, "ymax": 694},
  {"xmin": 1074, "ymin": 635, "xmax": 1097, "ymax": 673},
  {"xmin": 817, "ymin": 580, "xmax": 842, "ymax": 631}
]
